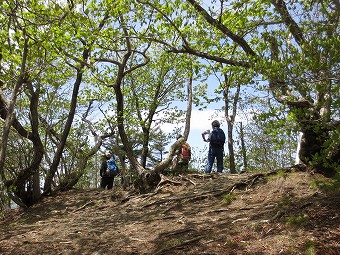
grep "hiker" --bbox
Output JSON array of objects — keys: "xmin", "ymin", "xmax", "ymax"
[
  {"xmin": 100, "ymin": 151, "xmax": 119, "ymax": 189},
  {"xmin": 172, "ymin": 134, "xmax": 191, "ymax": 174},
  {"xmin": 202, "ymin": 120, "xmax": 226, "ymax": 173}
]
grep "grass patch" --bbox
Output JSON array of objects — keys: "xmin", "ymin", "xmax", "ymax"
[
  {"xmin": 276, "ymin": 169, "xmax": 287, "ymax": 176},
  {"xmin": 221, "ymin": 193, "xmax": 237, "ymax": 205},
  {"xmin": 309, "ymin": 173, "xmax": 340, "ymax": 192},
  {"xmin": 304, "ymin": 239, "xmax": 316, "ymax": 255},
  {"xmin": 163, "ymin": 238, "xmax": 182, "ymax": 249},
  {"xmin": 224, "ymin": 239, "xmax": 243, "ymax": 249},
  {"xmin": 285, "ymin": 214, "xmax": 309, "ymax": 226},
  {"xmin": 277, "ymin": 196, "xmax": 292, "ymax": 207},
  {"xmin": 267, "ymin": 169, "xmax": 289, "ymax": 182}
]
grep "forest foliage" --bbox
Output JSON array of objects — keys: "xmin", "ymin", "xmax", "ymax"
[{"xmin": 0, "ymin": 0, "xmax": 339, "ymax": 209}]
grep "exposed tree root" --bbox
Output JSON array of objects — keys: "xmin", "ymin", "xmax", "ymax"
[
  {"xmin": 154, "ymin": 236, "xmax": 203, "ymax": 255},
  {"xmin": 124, "ymin": 166, "xmax": 307, "ymax": 205},
  {"xmin": 72, "ymin": 200, "xmax": 94, "ymax": 213},
  {"xmin": 156, "ymin": 174, "xmax": 182, "ymax": 191},
  {"xmin": 141, "ymin": 173, "xmax": 267, "ymax": 209}
]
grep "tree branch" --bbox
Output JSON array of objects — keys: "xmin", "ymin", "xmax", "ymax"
[
  {"xmin": 170, "ymin": 46, "xmax": 251, "ymax": 68},
  {"xmin": 271, "ymin": 0, "xmax": 305, "ymax": 46},
  {"xmin": 186, "ymin": 0, "xmax": 256, "ymax": 56},
  {"xmin": 0, "ymin": 91, "xmax": 31, "ymax": 139}
]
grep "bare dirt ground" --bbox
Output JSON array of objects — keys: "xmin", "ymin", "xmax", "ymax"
[{"xmin": 0, "ymin": 170, "xmax": 339, "ymax": 255}]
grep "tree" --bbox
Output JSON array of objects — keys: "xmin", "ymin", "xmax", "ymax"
[
  {"xmin": 0, "ymin": 0, "xmax": 197, "ymax": 208},
  {"xmin": 123, "ymin": 51, "xmax": 189, "ymax": 168},
  {"xmin": 140, "ymin": 0, "xmax": 340, "ymax": 175},
  {"xmin": 0, "ymin": 1, "xmax": 51, "ymax": 205},
  {"xmin": 222, "ymin": 70, "xmax": 242, "ymax": 174},
  {"xmin": 242, "ymin": 116, "xmax": 297, "ymax": 171},
  {"xmin": 0, "ymin": 0, "xmax": 113, "ymax": 205},
  {"xmin": 86, "ymin": 4, "xmax": 195, "ymax": 191},
  {"xmin": 3, "ymin": 0, "xmax": 337, "ymax": 209}
]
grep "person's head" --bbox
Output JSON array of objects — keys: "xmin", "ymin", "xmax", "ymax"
[
  {"xmin": 104, "ymin": 151, "xmax": 111, "ymax": 159},
  {"xmin": 211, "ymin": 120, "xmax": 220, "ymax": 128},
  {"xmin": 176, "ymin": 134, "xmax": 183, "ymax": 140}
]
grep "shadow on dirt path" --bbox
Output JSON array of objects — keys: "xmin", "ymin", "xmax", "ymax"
[{"xmin": 1, "ymin": 171, "xmax": 339, "ymax": 255}]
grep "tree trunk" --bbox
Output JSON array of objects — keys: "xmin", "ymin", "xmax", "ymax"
[
  {"xmin": 32, "ymin": 169, "xmax": 40, "ymax": 203},
  {"xmin": 0, "ymin": 36, "xmax": 29, "ymax": 174},
  {"xmin": 298, "ymin": 124, "xmax": 337, "ymax": 176},
  {"xmin": 2, "ymin": 79, "xmax": 45, "ymax": 207},
  {"xmin": 239, "ymin": 122, "xmax": 247, "ymax": 171},
  {"xmin": 295, "ymin": 132, "xmax": 303, "ymax": 164},
  {"xmin": 183, "ymin": 75, "xmax": 193, "ymax": 140},
  {"xmin": 140, "ymin": 130, "xmax": 150, "ymax": 168},
  {"xmin": 58, "ymin": 132, "xmax": 109, "ymax": 190},
  {"xmin": 227, "ymin": 121, "xmax": 236, "ymax": 174},
  {"xmin": 43, "ymin": 14, "xmax": 110, "ymax": 194},
  {"xmin": 134, "ymin": 74, "xmax": 193, "ymax": 192},
  {"xmin": 43, "ymin": 49, "xmax": 90, "ymax": 195},
  {"xmin": 223, "ymin": 73, "xmax": 240, "ymax": 174}
]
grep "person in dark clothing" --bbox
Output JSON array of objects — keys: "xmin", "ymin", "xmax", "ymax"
[
  {"xmin": 202, "ymin": 120, "xmax": 226, "ymax": 173},
  {"xmin": 100, "ymin": 151, "xmax": 115, "ymax": 189}
]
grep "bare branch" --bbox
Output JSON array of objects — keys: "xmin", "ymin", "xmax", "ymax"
[
  {"xmin": 170, "ymin": 46, "xmax": 251, "ymax": 67},
  {"xmin": 186, "ymin": 0, "xmax": 256, "ymax": 56},
  {"xmin": 271, "ymin": 0, "xmax": 305, "ymax": 46},
  {"xmin": 136, "ymin": 0, "xmax": 190, "ymax": 48}
]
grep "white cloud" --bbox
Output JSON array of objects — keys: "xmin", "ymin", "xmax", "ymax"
[
  {"xmin": 159, "ymin": 109, "xmax": 225, "ymax": 133},
  {"xmin": 191, "ymin": 109, "xmax": 225, "ymax": 130}
]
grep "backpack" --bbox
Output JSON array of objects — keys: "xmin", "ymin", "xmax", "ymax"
[
  {"xmin": 210, "ymin": 128, "xmax": 225, "ymax": 147},
  {"xmin": 180, "ymin": 142, "xmax": 191, "ymax": 162},
  {"xmin": 106, "ymin": 157, "xmax": 119, "ymax": 177}
]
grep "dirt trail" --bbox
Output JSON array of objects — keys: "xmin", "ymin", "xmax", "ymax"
[{"xmin": 0, "ymin": 171, "xmax": 339, "ymax": 255}]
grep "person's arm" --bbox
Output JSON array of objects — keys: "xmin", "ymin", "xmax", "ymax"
[
  {"xmin": 100, "ymin": 161, "xmax": 106, "ymax": 177},
  {"xmin": 202, "ymin": 130, "xmax": 210, "ymax": 142}
]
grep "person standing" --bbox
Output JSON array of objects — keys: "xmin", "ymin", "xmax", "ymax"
[
  {"xmin": 100, "ymin": 151, "xmax": 116, "ymax": 189},
  {"xmin": 202, "ymin": 120, "xmax": 226, "ymax": 173}
]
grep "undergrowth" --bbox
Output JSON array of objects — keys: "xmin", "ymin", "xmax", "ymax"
[{"xmin": 309, "ymin": 172, "xmax": 340, "ymax": 192}]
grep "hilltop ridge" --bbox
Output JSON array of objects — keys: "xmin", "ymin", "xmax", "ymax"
[{"xmin": 1, "ymin": 170, "xmax": 339, "ymax": 254}]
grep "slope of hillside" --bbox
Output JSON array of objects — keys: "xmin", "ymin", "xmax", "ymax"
[{"xmin": 0, "ymin": 170, "xmax": 339, "ymax": 255}]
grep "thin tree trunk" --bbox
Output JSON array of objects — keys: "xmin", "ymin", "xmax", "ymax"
[
  {"xmin": 58, "ymin": 132, "xmax": 109, "ymax": 190},
  {"xmin": 43, "ymin": 49, "xmax": 90, "ymax": 194},
  {"xmin": 227, "ymin": 121, "xmax": 236, "ymax": 173},
  {"xmin": 12, "ymin": 80, "xmax": 44, "ymax": 206},
  {"xmin": 1, "ymin": 71, "xmax": 45, "ymax": 207},
  {"xmin": 239, "ymin": 121, "xmax": 247, "ymax": 171},
  {"xmin": 295, "ymin": 132, "xmax": 303, "ymax": 164},
  {"xmin": 32, "ymin": 170, "xmax": 40, "ymax": 202},
  {"xmin": 223, "ymin": 73, "xmax": 240, "ymax": 174},
  {"xmin": 183, "ymin": 74, "xmax": 193, "ymax": 140},
  {"xmin": 154, "ymin": 72, "xmax": 193, "ymax": 173},
  {"xmin": 0, "ymin": 35, "xmax": 29, "ymax": 174},
  {"xmin": 43, "ymin": 14, "xmax": 111, "ymax": 194}
]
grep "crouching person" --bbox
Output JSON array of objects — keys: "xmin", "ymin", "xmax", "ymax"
[{"xmin": 172, "ymin": 135, "xmax": 191, "ymax": 174}]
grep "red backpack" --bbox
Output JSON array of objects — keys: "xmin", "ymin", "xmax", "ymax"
[{"xmin": 180, "ymin": 142, "xmax": 191, "ymax": 161}]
